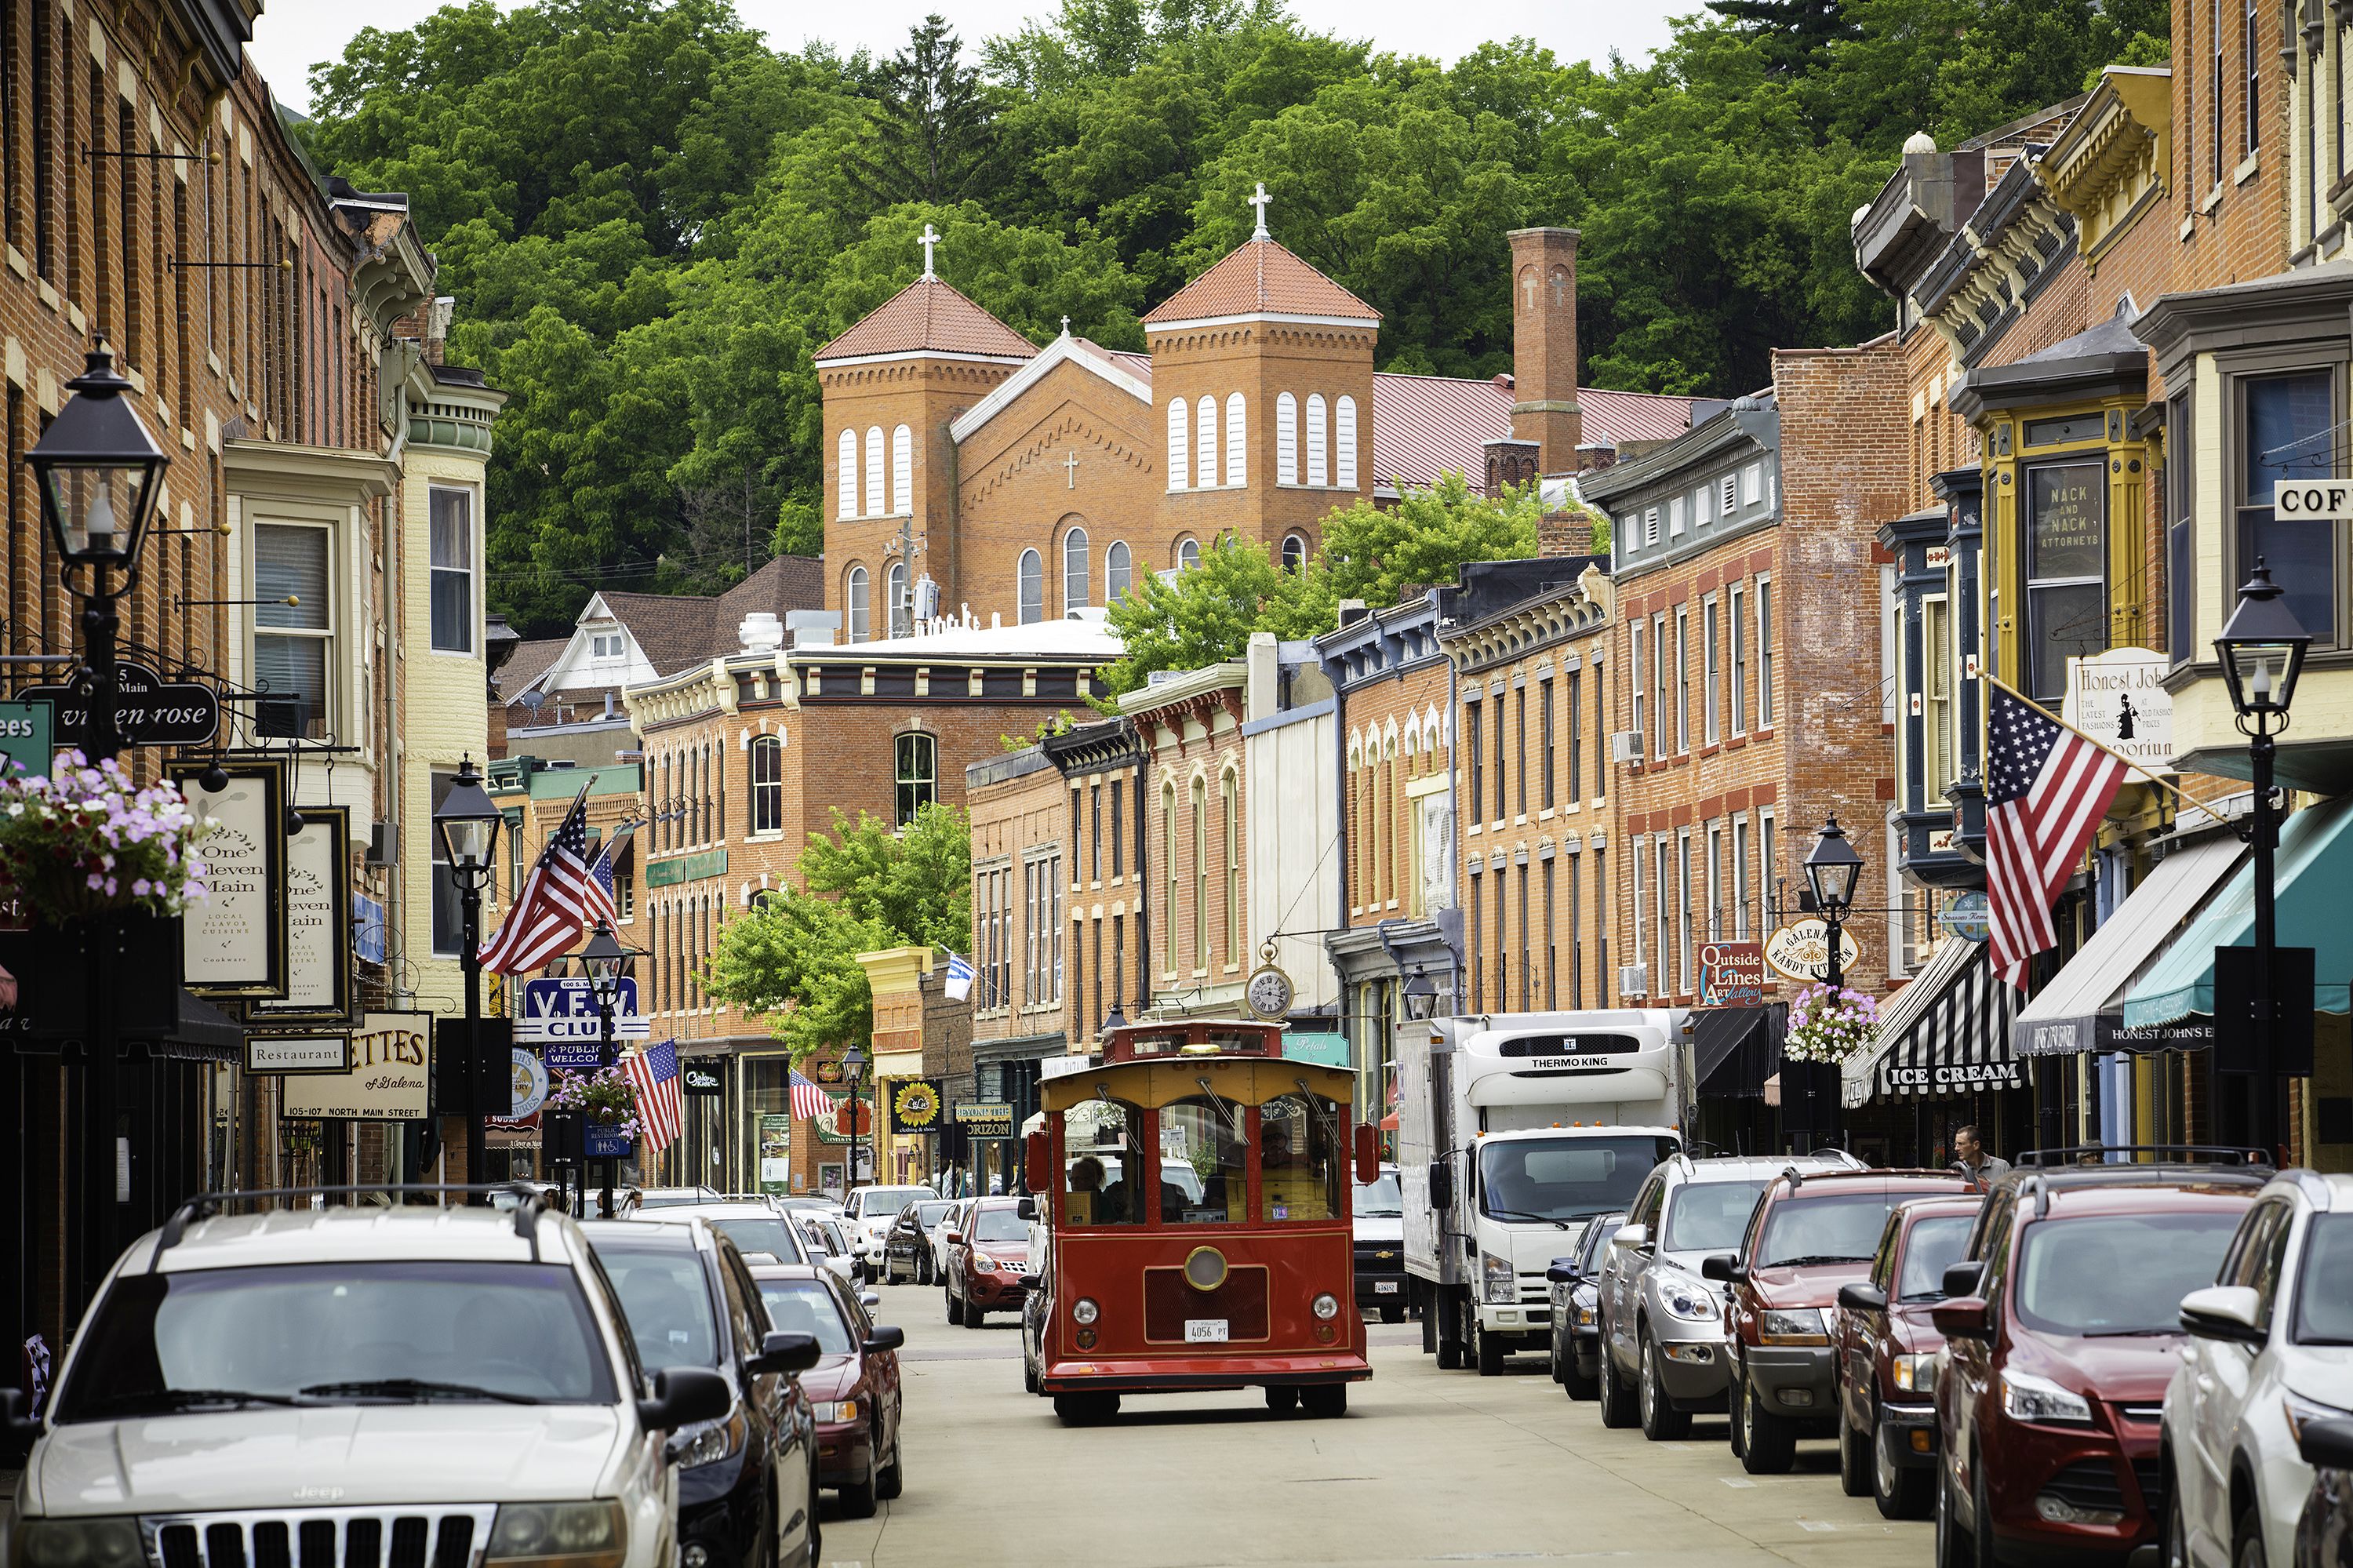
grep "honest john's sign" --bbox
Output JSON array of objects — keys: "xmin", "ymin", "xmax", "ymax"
[
  {"xmin": 2063, "ymin": 647, "xmax": 2173, "ymax": 773},
  {"xmin": 279, "ymin": 1012, "xmax": 432, "ymax": 1120}
]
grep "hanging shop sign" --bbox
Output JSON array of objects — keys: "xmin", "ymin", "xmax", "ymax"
[
  {"xmin": 1939, "ymin": 891, "xmax": 1993, "ymax": 943},
  {"xmin": 758, "ymin": 1113, "xmax": 793, "ymax": 1194},
  {"xmin": 890, "ymin": 1078, "xmax": 944, "ymax": 1134},
  {"xmin": 169, "ymin": 758, "xmax": 289, "ymax": 999},
  {"xmin": 510, "ymin": 1047, "xmax": 551, "ymax": 1119},
  {"xmin": 517, "ymin": 976, "xmax": 648, "ymax": 1045},
  {"xmin": 352, "ymin": 893, "xmax": 388, "ymax": 965},
  {"xmin": 0, "ymin": 701, "xmax": 52, "ymax": 777},
  {"xmin": 953, "ymin": 1101, "xmax": 1015, "ymax": 1140},
  {"xmin": 813, "ymin": 1093, "xmax": 874, "ymax": 1144},
  {"xmin": 248, "ymin": 806, "xmax": 351, "ymax": 1024},
  {"xmin": 242, "ymin": 1032, "xmax": 354, "ymax": 1075},
  {"xmin": 682, "ymin": 1059, "xmax": 726, "ymax": 1097},
  {"xmin": 21, "ymin": 660, "xmax": 220, "ymax": 751},
  {"xmin": 1697, "ymin": 941, "xmax": 1766, "ymax": 1006},
  {"xmin": 2063, "ymin": 648, "xmax": 2173, "ymax": 774},
  {"xmin": 2274, "ymin": 480, "xmax": 2353, "ymax": 519},
  {"xmin": 1763, "ymin": 919, "xmax": 1863, "ymax": 984},
  {"xmin": 280, "ymin": 1011, "xmax": 431, "ymax": 1120}
]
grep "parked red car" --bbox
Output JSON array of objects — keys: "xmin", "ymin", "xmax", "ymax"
[
  {"xmin": 1831, "ymin": 1194, "xmax": 1983, "ymax": 1518},
  {"xmin": 1704, "ymin": 1167, "xmax": 1977, "ymax": 1475},
  {"xmin": 1929, "ymin": 1152, "xmax": 2268, "ymax": 1568},
  {"xmin": 944, "ymin": 1195, "xmax": 1034, "ymax": 1327},
  {"xmin": 748, "ymin": 1262, "xmax": 907, "ymax": 1518}
]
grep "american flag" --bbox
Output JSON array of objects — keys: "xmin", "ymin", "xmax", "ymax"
[
  {"xmin": 624, "ymin": 1038, "xmax": 684, "ymax": 1155},
  {"xmin": 1985, "ymin": 686, "xmax": 2128, "ymax": 990},
  {"xmin": 581, "ymin": 833, "xmax": 621, "ymax": 928},
  {"xmin": 477, "ymin": 788, "xmax": 598, "ymax": 976},
  {"xmin": 789, "ymin": 1069, "xmax": 835, "ymax": 1120}
]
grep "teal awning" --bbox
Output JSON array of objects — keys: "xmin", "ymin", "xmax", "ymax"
[
  {"xmin": 2122, "ymin": 793, "xmax": 2353, "ymax": 1029},
  {"xmin": 1281, "ymin": 1031, "xmax": 1352, "ymax": 1069}
]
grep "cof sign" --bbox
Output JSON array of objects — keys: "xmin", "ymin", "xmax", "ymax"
[
  {"xmin": 1697, "ymin": 941, "xmax": 1766, "ymax": 1006},
  {"xmin": 1763, "ymin": 919, "xmax": 1863, "ymax": 984},
  {"xmin": 682, "ymin": 1060, "xmax": 726, "ymax": 1097},
  {"xmin": 2063, "ymin": 647, "xmax": 2172, "ymax": 773},
  {"xmin": 2274, "ymin": 479, "xmax": 2353, "ymax": 520},
  {"xmin": 1940, "ymin": 890, "xmax": 1993, "ymax": 943},
  {"xmin": 23, "ymin": 660, "xmax": 220, "ymax": 750},
  {"xmin": 516, "ymin": 976, "xmax": 649, "ymax": 1044}
]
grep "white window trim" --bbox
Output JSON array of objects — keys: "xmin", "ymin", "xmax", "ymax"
[{"xmin": 427, "ymin": 482, "xmax": 480, "ymax": 658}]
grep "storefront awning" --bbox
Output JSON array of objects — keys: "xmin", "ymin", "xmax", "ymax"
[
  {"xmin": 1694, "ymin": 1005, "xmax": 1780, "ymax": 1098},
  {"xmin": 2123, "ymin": 792, "xmax": 2353, "ymax": 1029},
  {"xmin": 1842, "ymin": 938, "xmax": 2020, "ymax": 1107},
  {"xmin": 2013, "ymin": 832, "xmax": 2246, "ymax": 1057}
]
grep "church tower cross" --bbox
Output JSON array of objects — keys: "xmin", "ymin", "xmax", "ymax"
[
  {"xmin": 1249, "ymin": 182, "xmax": 1272, "ymax": 242},
  {"xmin": 918, "ymin": 223, "xmax": 940, "ymax": 279}
]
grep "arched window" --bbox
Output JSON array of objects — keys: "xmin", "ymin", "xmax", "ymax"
[
  {"xmin": 1176, "ymin": 537, "xmax": 1201, "ymax": 571},
  {"xmin": 1224, "ymin": 393, "xmax": 1246, "ymax": 486},
  {"xmin": 1190, "ymin": 775, "xmax": 1209, "ymax": 970},
  {"xmin": 1281, "ymin": 533, "xmax": 1308, "ymax": 573},
  {"xmin": 1276, "ymin": 392, "xmax": 1299, "ymax": 485},
  {"xmin": 1018, "ymin": 548, "xmax": 1043, "ymax": 624},
  {"xmin": 896, "ymin": 732, "xmax": 937, "ymax": 827},
  {"xmin": 1335, "ymin": 395, "xmax": 1358, "ymax": 489},
  {"xmin": 845, "ymin": 565, "xmax": 870, "ymax": 643},
  {"xmin": 836, "ymin": 429, "xmax": 856, "ymax": 518},
  {"xmin": 885, "ymin": 560, "xmax": 907, "ymax": 638},
  {"xmin": 1064, "ymin": 526, "xmax": 1091, "ymax": 613},
  {"xmin": 1161, "ymin": 780, "xmax": 1179, "ymax": 975},
  {"xmin": 1166, "ymin": 398, "xmax": 1190, "ymax": 490},
  {"xmin": 1305, "ymin": 393, "xmax": 1329, "ymax": 486},
  {"xmin": 863, "ymin": 425, "xmax": 885, "ymax": 517},
  {"xmin": 1105, "ymin": 540, "xmax": 1133, "ymax": 602},
  {"xmin": 890, "ymin": 424, "xmax": 912, "ymax": 514},
  {"xmin": 699, "ymin": 742, "xmax": 713, "ymax": 843},
  {"xmin": 1220, "ymin": 768, "xmax": 1239, "ymax": 963},
  {"xmin": 750, "ymin": 735, "xmax": 783, "ymax": 835},
  {"xmin": 1195, "ymin": 395, "xmax": 1217, "ymax": 487}
]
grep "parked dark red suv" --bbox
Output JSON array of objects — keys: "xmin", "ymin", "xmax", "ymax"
[
  {"xmin": 1831, "ymin": 1194, "xmax": 1982, "ymax": 1518},
  {"xmin": 944, "ymin": 1195, "xmax": 1034, "ymax": 1327},
  {"xmin": 1703, "ymin": 1166, "xmax": 1977, "ymax": 1475},
  {"xmin": 1929, "ymin": 1151, "xmax": 2268, "ymax": 1568}
]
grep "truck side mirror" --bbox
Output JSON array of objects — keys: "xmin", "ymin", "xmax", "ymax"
[
  {"xmin": 1353, "ymin": 1124, "xmax": 1380, "ymax": 1186},
  {"xmin": 1427, "ymin": 1159, "xmax": 1454, "ymax": 1211},
  {"xmin": 1024, "ymin": 1130, "xmax": 1049, "ymax": 1194}
]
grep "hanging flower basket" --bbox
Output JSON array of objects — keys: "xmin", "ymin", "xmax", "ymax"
[
  {"xmin": 547, "ymin": 1065, "xmax": 642, "ymax": 1144},
  {"xmin": 1781, "ymin": 983, "xmax": 1880, "ymax": 1065},
  {"xmin": 0, "ymin": 751, "xmax": 210, "ymax": 923}
]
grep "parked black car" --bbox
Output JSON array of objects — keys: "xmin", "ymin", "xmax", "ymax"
[
  {"xmin": 882, "ymin": 1199, "xmax": 958, "ymax": 1285},
  {"xmin": 1547, "ymin": 1211, "xmax": 1625, "ymax": 1400},
  {"xmin": 583, "ymin": 1220, "xmax": 824, "ymax": 1568}
]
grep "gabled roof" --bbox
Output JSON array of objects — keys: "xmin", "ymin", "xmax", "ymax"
[
  {"xmin": 528, "ymin": 555, "xmax": 830, "ymax": 699},
  {"xmin": 1142, "ymin": 238, "xmax": 1380, "ymax": 327},
  {"xmin": 1368, "ymin": 373, "xmax": 1697, "ymax": 492},
  {"xmin": 502, "ymin": 638, "xmax": 569, "ymax": 695},
  {"xmin": 813, "ymin": 278, "xmax": 1040, "ymax": 364},
  {"xmin": 949, "ymin": 333, "xmax": 1155, "ymax": 444}
]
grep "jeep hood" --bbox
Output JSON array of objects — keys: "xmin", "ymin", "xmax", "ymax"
[{"xmin": 31, "ymin": 1406, "xmax": 628, "ymax": 1514}]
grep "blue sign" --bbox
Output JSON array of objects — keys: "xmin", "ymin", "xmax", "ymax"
[
  {"xmin": 544, "ymin": 1039, "xmax": 609, "ymax": 1073},
  {"xmin": 352, "ymin": 894, "xmax": 388, "ymax": 965},
  {"xmin": 517, "ymin": 977, "xmax": 647, "ymax": 1045},
  {"xmin": 585, "ymin": 1126, "xmax": 634, "ymax": 1159}
]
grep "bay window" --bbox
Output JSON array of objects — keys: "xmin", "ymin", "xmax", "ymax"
[
  {"xmin": 2238, "ymin": 370, "xmax": 2337, "ymax": 642},
  {"xmin": 428, "ymin": 486, "xmax": 475, "ymax": 653},
  {"xmin": 2024, "ymin": 460, "xmax": 2107, "ymax": 701},
  {"xmin": 255, "ymin": 523, "xmax": 331, "ymax": 739}
]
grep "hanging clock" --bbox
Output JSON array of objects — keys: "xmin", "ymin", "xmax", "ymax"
[{"xmin": 1245, "ymin": 962, "xmax": 1295, "ymax": 1020}]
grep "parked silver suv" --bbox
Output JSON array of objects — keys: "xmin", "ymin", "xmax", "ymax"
[{"xmin": 1595, "ymin": 1150, "xmax": 1864, "ymax": 1441}]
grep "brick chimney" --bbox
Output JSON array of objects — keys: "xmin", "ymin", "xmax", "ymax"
[
  {"xmin": 1539, "ymin": 508, "xmax": 1595, "ymax": 557},
  {"xmin": 1507, "ymin": 227, "xmax": 1583, "ymax": 471}
]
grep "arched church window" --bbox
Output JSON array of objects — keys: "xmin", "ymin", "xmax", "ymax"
[
  {"xmin": 864, "ymin": 426, "xmax": 885, "ymax": 517},
  {"xmin": 1166, "ymin": 398, "xmax": 1190, "ymax": 490},
  {"xmin": 890, "ymin": 424, "xmax": 913, "ymax": 515},
  {"xmin": 1305, "ymin": 394, "xmax": 1329, "ymax": 487},
  {"xmin": 1064, "ymin": 526, "xmax": 1090, "ymax": 613},
  {"xmin": 1224, "ymin": 394, "xmax": 1246, "ymax": 486},
  {"xmin": 1282, "ymin": 533, "xmax": 1308, "ymax": 573},
  {"xmin": 1276, "ymin": 393, "xmax": 1299, "ymax": 485},
  {"xmin": 1195, "ymin": 395, "xmax": 1217, "ymax": 487},
  {"xmin": 1105, "ymin": 540, "xmax": 1133, "ymax": 602},
  {"xmin": 837, "ymin": 430, "xmax": 856, "ymax": 518},
  {"xmin": 1019, "ymin": 549, "xmax": 1044, "ymax": 624},
  {"xmin": 1335, "ymin": 395, "xmax": 1358, "ymax": 489},
  {"xmin": 846, "ymin": 565, "xmax": 870, "ymax": 643},
  {"xmin": 886, "ymin": 560, "xmax": 908, "ymax": 638},
  {"xmin": 1176, "ymin": 537, "xmax": 1202, "ymax": 572}
]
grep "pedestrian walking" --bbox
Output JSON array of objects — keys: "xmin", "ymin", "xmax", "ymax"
[{"xmin": 1951, "ymin": 1123, "xmax": 2012, "ymax": 1186}]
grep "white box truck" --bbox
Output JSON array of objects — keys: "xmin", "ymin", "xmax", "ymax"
[{"xmin": 1397, "ymin": 1009, "xmax": 1695, "ymax": 1376}]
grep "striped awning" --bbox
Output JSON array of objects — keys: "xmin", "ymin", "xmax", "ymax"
[{"xmin": 1842, "ymin": 941, "xmax": 2021, "ymax": 1106}]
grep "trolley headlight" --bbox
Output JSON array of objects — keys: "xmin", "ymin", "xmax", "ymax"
[
  {"xmin": 1312, "ymin": 1293, "xmax": 1340, "ymax": 1320},
  {"xmin": 1071, "ymin": 1297, "xmax": 1100, "ymax": 1326},
  {"xmin": 486, "ymin": 1502, "xmax": 628, "ymax": 1568},
  {"xmin": 1482, "ymin": 1251, "xmax": 1517, "ymax": 1304},
  {"xmin": 14, "ymin": 1516, "xmax": 146, "ymax": 1568}
]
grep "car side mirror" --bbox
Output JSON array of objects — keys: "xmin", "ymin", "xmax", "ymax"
[
  {"xmin": 860, "ymin": 1291, "xmax": 880, "ymax": 1308},
  {"xmin": 2178, "ymin": 1285, "xmax": 2267, "ymax": 1345},
  {"xmin": 748, "ymin": 1330, "xmax": 820, "ymax": 1377},
  {"xmin": 864, "ymin": 1326, "xmax": 907, "ymax": 1353},
  {"xmin": 1940, "ymin": 1261, "xmax": 1985, "ymax": 1299},
  {"xmin": 1929, "ymin": 1297, "xmax": 1991, "ymax": 1341},
  {"xmin": 1700, "ymin": 1253, "xmax": 1744, "ymax": 1284},
  {"xmin": 1545, "ymin": 1257, "xmax": 1582, "ymax": 1284},
  {"xmin": 1016, "ymin": 1196, "xmax": 1038, "ymax": 1221},
  {"xmin": 638, "ymin": 1366, "xmax": 732, "ymax": 1433},
  {"xmin": 944, "ymin": 1231, "xmax": 962, "ymax": 1245},
  {"xmin": 1838, "ymin": 1282, "xmax": 1889, "ymax": 1315},
  {"xmin": 1427, "ymin": 1159, "xmax": 1455, "ymax": 1211},
  {"xmin": 0, "ymin": 1389, "xmax": 37, "ymax": 1458},
  {"xmin": 1354, "ymin": 1123, "xmax": 1380, "ymax": 1186},
  {"xmin": 1611, "ymin": 1223, "xmax": 1650, "ymax": 1253},
  {"xmin": 2298, "ymin": 1415, "xmax": 2353, "ymax": 1472}
]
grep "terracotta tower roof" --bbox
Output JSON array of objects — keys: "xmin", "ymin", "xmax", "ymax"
[
  {"xmin": 1141, "ymin": 238, "xmax": 1381, "ymax": 327},
  {"xmin": 813, "ymin": 278, "xmax": 1040, "ymax": 363}
]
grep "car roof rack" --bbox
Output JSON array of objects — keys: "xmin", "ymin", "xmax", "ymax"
[
  {"xmin": 152, "ymin": 1183, "xmax": 551, "ymax": 1270},
  {"xmin": 2014, "ymin": 1144, "xmax": 2271, "ymax": 1169}
]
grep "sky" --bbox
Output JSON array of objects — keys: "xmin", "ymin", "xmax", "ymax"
[{"xmin": 251, "ymin": 0, "xmax": 1685, "ymax": 112}]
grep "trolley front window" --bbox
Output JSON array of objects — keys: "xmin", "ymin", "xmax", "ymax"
[
  {"xmin": 1062, "ymin": 1099, "xmax": 1148, "ymax": 1227},
  {"xmin": 1159, "ymin": 1095, "xmax": 1246, "ymax": 1224},
  {"xmin": 1258, "ymin": 1092, "xmax": 1341, "ymax": 1221}
]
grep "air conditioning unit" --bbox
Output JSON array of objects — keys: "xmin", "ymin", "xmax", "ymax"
[
  {"xmin": 1609, "ymin": 729, "xmax": 1645, "ymax": 766},
  {"xmin": 1618, "ymin": 962, "xmax": 1649, "ymax": 998}
]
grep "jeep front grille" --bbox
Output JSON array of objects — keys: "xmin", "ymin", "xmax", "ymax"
[{"xmin": 147, "ymin": 1507, "xmax": 496, "ymax": 1568}]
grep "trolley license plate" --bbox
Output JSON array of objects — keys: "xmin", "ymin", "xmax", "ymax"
[
  {"xmin": 1373, "ymin": 1280, "xmax": 1401, "ymax": 1293},
  {"xmin": 1184, "ymin": 1319, "xmax": 1230, "ymax": 1343}
]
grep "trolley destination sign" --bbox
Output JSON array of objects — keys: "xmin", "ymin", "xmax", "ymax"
[{"xmin": 18, "ymin": 660, "xmax": 220, "ymax": 750}]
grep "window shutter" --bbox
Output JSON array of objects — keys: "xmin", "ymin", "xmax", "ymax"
[
  {"xmin": 863, "ymin": 426, "xmax": 884, "ymax": 517},
  {"xmin": 1167, "ymin": 398, "xmax": 1190, "ymax": 490},
  {"xmin": 1305, "ymin": 394, "xmax": 1329, "ymax": 486},
  {"xmin": 1225, "ymin": 394, "xmax": 1246, "ymax": 486},
  {"xmin": 1644, "ymin": 508, "xmax": 1660, "ymax": 546},
  {"xmin": 1335, "ymin": 395, "xmax": 1358, "ymax": 489},
  {"xmin": 1277, "ymin": 392, "xmax": 1298, "ymax": 484},
  {"xmin": 1196, "ymin": 395, "xmax": 1217, "ymax": 487},
  {"xmin": 838, "ymin": 430, "xmax": 856, "ymax": 518},
  {"xmin": 891, "ymin": 424, "xmax": 913, "ymax": 515}
]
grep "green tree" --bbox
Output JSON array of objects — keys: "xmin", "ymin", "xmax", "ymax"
[
  {"xmin": 1096, "ymin": 537, "xmax": 1308, "ymax": 701},
  {"xmin": 1315, "ymin": 471, "xmax": 1545, "ymax": 606},
  {"xmin": 843, "ymin": 16, "xmax": 1001, "ymax": 209}
]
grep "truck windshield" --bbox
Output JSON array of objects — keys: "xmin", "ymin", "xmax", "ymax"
[{"xmin": 1478, "ymin": 1136, "xmax": 1676, "ymax": 1225}]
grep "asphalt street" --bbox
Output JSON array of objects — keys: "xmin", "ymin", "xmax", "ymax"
[{"xmin": 820, "ymin": 1281, "xmax": 1933, "ymax": 1568}]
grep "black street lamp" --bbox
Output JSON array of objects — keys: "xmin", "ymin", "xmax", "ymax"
[
  {"xmin": 579, "ymin": 920, "xmax": 642, "ymax": 1217},
  {"xmin": 2216, "ymin": 557, "xmax": 2311, "ymax": 1161},
  {"xmin": 1803, "ymin": 814, "xmax": 1863, "ymax": 993},
  {"xmin": 1402, "ymin": 970, "xmax": 1439, "ymax": 1021},
  {"xmin": 433, "ymin": 757, "xmax": 502, "ymax": 1196},
  {"xmin": 842, "ymin": 1045, "xmax": 868, "ymax": 1195}
]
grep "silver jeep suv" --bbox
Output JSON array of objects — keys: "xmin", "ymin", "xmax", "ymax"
[{"xmin": 1595, "ymin": 1151, "xmax": 1864, "ymax": 1441}]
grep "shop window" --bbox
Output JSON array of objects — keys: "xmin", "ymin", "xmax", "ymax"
[
  {"xmin": 894, "ymin": 732, "xmax": 936, "ymax": 827},
  {"xmin": 751, "ymin": 735, "xmax": 783, "ymax": 834},
  {"xmin": 2239, "ymin": 370, "xmax": 2337, "ymax": 642},
  {"xmin": 1922, "ymin": 595, "xmax": 1954, "ymax": 803},
  {"xmin": 2024, "ymin": 460, "xmax": 2107, "ymax": 701}
]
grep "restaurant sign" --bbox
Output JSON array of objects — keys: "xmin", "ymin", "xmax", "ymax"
[{"xmin": 279, "ymin": 1011, "xmax": 433, "ymax": 1120}]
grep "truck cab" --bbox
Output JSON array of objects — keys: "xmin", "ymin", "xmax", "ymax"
[{"xmin": 1397, "ymin": 1010, "xmax": 1694, "ymax": 1377}]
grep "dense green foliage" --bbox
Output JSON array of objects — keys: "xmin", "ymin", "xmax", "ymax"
[
  {"xmin": 304, "ymin": 0, "xmax": 2165, "ymax": 633},
  {"xmin": 703, "ymin": 803, "xmax": 973, "ymax": 1053}
]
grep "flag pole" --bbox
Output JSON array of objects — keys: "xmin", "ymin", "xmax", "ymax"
[{"xmin": 1983, "ymin": 672, "xmax": 2209, "ymax": 818}]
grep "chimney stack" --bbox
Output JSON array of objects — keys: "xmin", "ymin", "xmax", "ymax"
[{"xmin": 1507, "ymin": 227, "xmax": 1582, "ymax": 472}]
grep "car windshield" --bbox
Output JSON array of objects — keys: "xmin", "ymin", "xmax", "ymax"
[
  {"xmin": 755, "ymin": 1279, "xmax": 856, "ymax": 1355},
  {"xmin": 971, "ymin": 1208, "xmax": 1028, "ymax": 1242},
  {"xmin": 1663, "ymin": 1179, "xmax": 1768, "ymax": 1253},
  {"xmin": 595, "ymin": 1239, "xmax": 721, "ymax": 1370},
  {"xmin": 2297, "ymin": 1215, "xmax": 2353, "ymax": 1344},
  {"xmin": 55, "ymin": 1261, "xmax": 617, "ymax": 1419},
  {"xmin": 1757, "ymin": 1191, "xmax": 1931, "ymax": 1267},
  {"xmin": 2015, "ymin": 1211, "xmax": 2245, "ymax": 1336},
  {"xmin": 1354, "ymin": 1172, "xmax": 1403, "ymax": 1217},
  {"xmin": 858, "ymin": 1188, "xmax": 935, "ymax": 1217},
  {"xmin": 1478, "ymin": 1136, "xmax": 1678, "ymax": 1224},
  {"xmin": 915, "ymin": 1202, "xmax": 955, "ymax": 1228},
  {"xmin": 1897, "ymin": 1215, "xmax": 1976, "ymax": 1301},
  {"xmin": 706, "ymin": 1217, "xmax": 809, "ymax": 1264}
]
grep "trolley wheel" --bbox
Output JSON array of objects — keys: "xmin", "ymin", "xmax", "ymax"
[
  {"xmin": 1264, "ymin": 1385, "xmax": 1300, "ymax": 1414},
  {"xmin": 1301, "ymin": 1384, "xmax": 1348, "ymax": 1419}
]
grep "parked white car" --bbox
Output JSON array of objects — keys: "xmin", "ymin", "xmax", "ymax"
[
  {"xmin": 2164, "ymin": 1169, "xmax": 2353, "ymax": 1568},
  {"xmin": 0, "ymin": 1187, "xmax": 766, "ymax": 1568},
  {"xmin": 841, "ymin": 1186, "xmax": 938, "ymax": 1281},
  {"xmin": 796, "ymin": 1215, "xmax": 860, "ymax": 1286}
]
